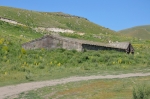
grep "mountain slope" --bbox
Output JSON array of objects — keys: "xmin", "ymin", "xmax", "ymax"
[
  {"xmin": 118, "ymin": 25, "xmax": 150, "ymax": 40},
  {"xmin": 0, "ymin": 6, "xmax": 132, "ymax": 43},
  {"xmin": 0, "ymin": 6, "xmax": 115, "ymax": 35}
]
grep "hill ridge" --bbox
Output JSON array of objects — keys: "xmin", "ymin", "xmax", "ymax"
[
  {"xmin": 0, "ymin": 6, "xmax": 116, "ymax": 35},
  {"xmin": 118, "ymin": 25, "xmax": 150, "ymax": 40}
]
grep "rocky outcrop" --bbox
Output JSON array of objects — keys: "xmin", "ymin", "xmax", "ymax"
[{"xmin": 0, "ymin": 17, "xmax": 25, "ymax": 26}]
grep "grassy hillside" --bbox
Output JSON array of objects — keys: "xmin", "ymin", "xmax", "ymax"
[
  {"xmin": 0, "ymin": 6, "xmax": 115, "ymax": 35},
  {"xmin": 118, "ymin": 25, "xmax": 150, "ymax": 40},
  {"xmin": 0, "ymin": 6, "xmax": 150, "ymax": 86},
  {"xmin": 0, "ymin": 6, "xmax": 134, "ymax": 43}
]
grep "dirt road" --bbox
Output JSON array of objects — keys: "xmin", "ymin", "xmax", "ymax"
[{"xmin": 0, "ymin": 72, "xmax": 150, "ymax": 99}]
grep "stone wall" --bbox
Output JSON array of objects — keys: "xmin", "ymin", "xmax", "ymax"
[
  {"xmin": 62, "ymin": 40, "xmax": 82, "ymax": 51},
  {"xmin": 22, "ymin": 35, "xmax": 83, "ymax": 51}
]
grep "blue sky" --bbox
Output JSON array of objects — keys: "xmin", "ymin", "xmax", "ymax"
[{"xmin": 1, "ymin": 0, "xmax": 150, "ymax": 31}]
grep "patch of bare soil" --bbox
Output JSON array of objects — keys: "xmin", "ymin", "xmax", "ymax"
[{"xmin": 0, "ymin": 17, "xmax": 85, "ymax": 35}]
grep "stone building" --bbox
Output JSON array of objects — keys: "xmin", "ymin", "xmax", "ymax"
[{"xmin": 22, "ymin": 35, "xmax": 134, "ymax": 54}]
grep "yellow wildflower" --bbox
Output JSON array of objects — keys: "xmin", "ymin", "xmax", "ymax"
[
  {"xmin": 57, "ymin": 63, "xmax": 61, "ymax": 66},
  {"xmin": 50, "ymin": 61, "xmax": 53, "ymax": 65},
  {"xmin": 4, "ymin": 72, "xmax": 7, "ymax": 75},
  {"xmin": 112, "ymin": 61, "xmax": 115, "ymax": 64},
  {"xmin": 0, "ymin": 38, "xmax": 4, "ymax": 45},
  {"xmin": 21, "ymin": 48, "xmax": 26, "ymax": 54},
  {"xmin": 2, "ymin": 46, "xmax": 8, "ymax": 52}
]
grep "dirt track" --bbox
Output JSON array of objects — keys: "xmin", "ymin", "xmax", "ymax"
[{"xmin": 0, "ymin": 72, "xmax": 150, "ymax": 99}]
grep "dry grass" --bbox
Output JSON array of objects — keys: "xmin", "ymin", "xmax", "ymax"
[{"xmin": 54, "ymin": 80, "xmax": 133, "ymax": 99}]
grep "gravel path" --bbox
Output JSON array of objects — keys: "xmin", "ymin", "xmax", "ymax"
[{"xmin": 0, "ymin": 72, "xmax": 150, "ymax": 99}]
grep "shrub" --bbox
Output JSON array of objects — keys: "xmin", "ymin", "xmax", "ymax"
[
  {"xmin": 25, "ymin": 72, "xmax": 34, "ymax": 81},
  {"xmin": 39, "ymin": 65, "xmax": 45, "ymax": 69},
  {"xmin": 133, "ymin": 83, "xmax": 150, "ymax": 99},
  {"xmin": 21, "ymin": 48, "xmax": 26, "ymax": 54}
]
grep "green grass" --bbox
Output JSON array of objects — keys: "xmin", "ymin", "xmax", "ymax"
[
  {"xmin": 133, "ymin": 82, "xmax": 150, "ymax": 99},
  {"xmin": 60, "ymin": 32, "xmax": 133, "ymax": 43},
  {"xmin": 0, "ymin": 20, "xmax": 42, "ymax": 42},
  {"xmin": 12, "ymin": 92, "xmax": 41, "ymax": 99},
  {"xmin": 118, "ymin": 25, "xmax": 150, "ymax": 40},
  {"xmin": 7, "ymin": 76, "xmax": 150, "ymax": 99}
]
